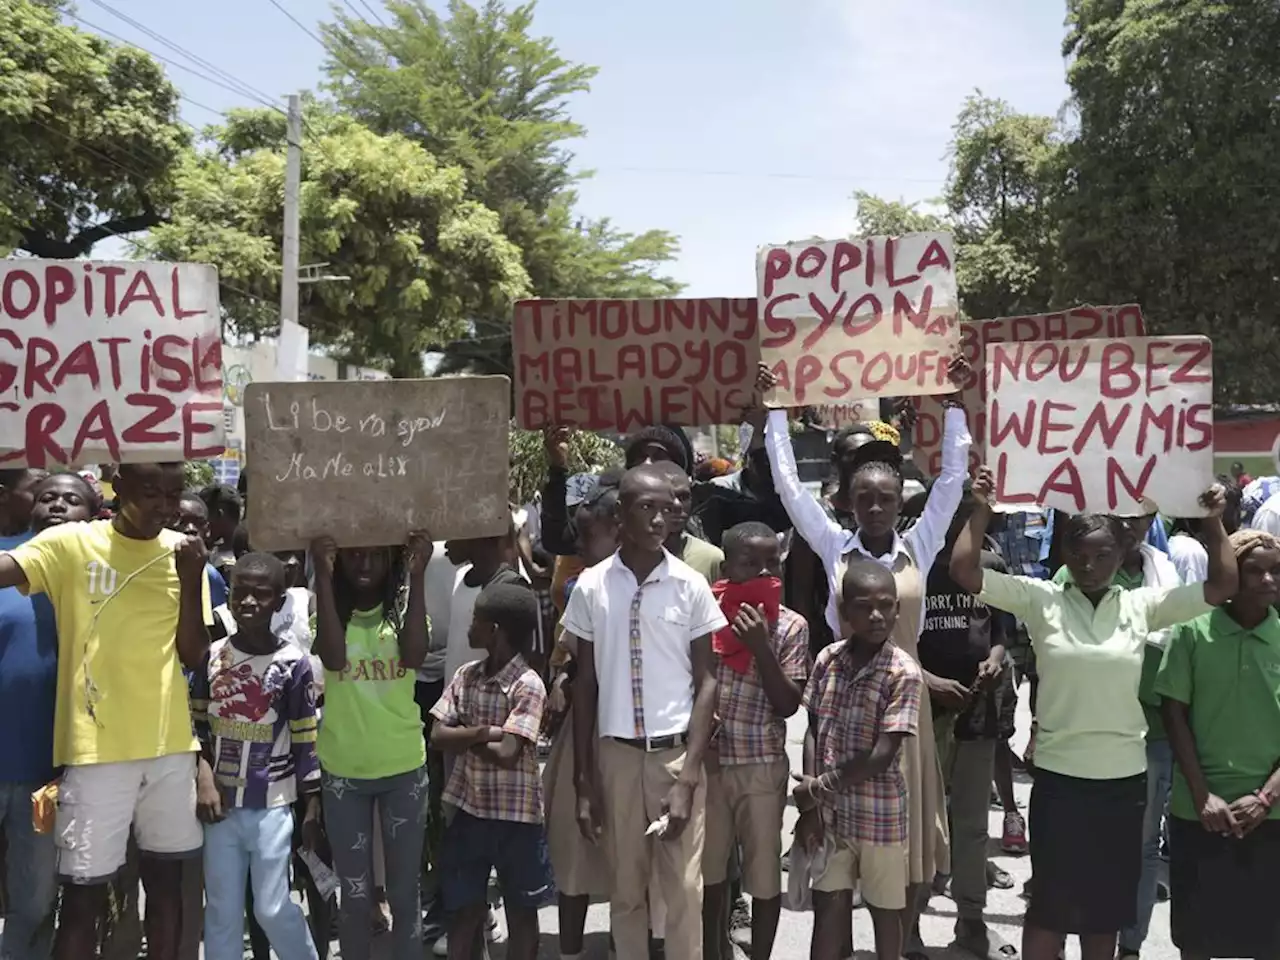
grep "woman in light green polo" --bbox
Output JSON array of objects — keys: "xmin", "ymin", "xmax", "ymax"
[{"xmin": 949, "ymin": 469, "xmax": 1236, "ymax": 960}]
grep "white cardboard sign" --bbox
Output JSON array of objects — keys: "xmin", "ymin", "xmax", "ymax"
[
  {"xmin": 0, "ymin": 260, "xmax": 223, "ymax": 467},
  {"xmin": 986, "ymin": 336, "xmax": 1215, "ymax": 517}
]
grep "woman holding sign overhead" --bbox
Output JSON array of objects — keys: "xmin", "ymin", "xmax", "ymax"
[
  {"xmin": 949, "ymin": 468, "xmax": 1236, "ymax": 960},
  {"xmin": 762, "ymin": 356, "xmax": 971, "ymax": 956}
]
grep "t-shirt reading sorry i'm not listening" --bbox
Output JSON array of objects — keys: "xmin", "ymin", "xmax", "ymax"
[{"xmin": 8, "ymin": 520, "xmax": 210, "ymax": 767}]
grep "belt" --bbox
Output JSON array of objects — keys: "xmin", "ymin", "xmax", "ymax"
[{"xmin": 611, "ymin": 732, "xmax": 689, "ymax": 753}]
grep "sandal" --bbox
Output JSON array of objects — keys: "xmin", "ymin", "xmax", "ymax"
[
  {"xmin": 956, "ymin": 923, "xmax": 1019, "ymax": 960},
  {"xmin": 986, "ymin": 861, "xmax": 1014, "ymax": 890}
]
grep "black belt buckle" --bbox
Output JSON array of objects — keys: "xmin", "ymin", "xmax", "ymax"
[{"xmin": 618, "ymin": 733, "xmax": 687, "ymax": 753}]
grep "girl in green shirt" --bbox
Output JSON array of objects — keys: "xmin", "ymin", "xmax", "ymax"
[
  {"xmin": 312, "ymin": 533, "xmax": 431, "ymax": 960},
  {"xmin": 950, "ymin": 469, "xmax": 1236, "ymax": 960}
]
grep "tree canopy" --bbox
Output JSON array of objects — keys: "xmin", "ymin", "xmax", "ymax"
[
  {"xmin": 1057, "ymin": 0, "xmax": 1280, "ymax": 403},
  {"xmin": 0, "ymin": 0, "xmax": 189, "ymax": 258},
  {"xmin": 147, "ymin": 105, "xmax": 529, "ymax": 376},
  {"xmin": 322, "ymin": 0, "xmax": 681, "ymax": 376}
]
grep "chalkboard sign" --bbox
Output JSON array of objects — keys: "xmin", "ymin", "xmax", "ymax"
[{"xmin": 244, "ymin": 376, "xmax": 511, "ymax": 550}]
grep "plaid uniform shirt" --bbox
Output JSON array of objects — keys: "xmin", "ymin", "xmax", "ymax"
[
  {"xmin": 716, "ymin": 605, "xmax": 811, "ymax": 765},
  {"xmin": 431, "ymin": 653, "xmax": 547, "ymax": 824},
  {"xmin": 802, "ymin": 640, "xmax": 922, "ymax": 845}
]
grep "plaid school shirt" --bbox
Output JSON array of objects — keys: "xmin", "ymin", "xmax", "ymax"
[
  {"xmin": 802, "ymin": 639, "xmax": 922, "ymax": 845},
  {"xmin": 715, "ymin": 605, "xmax": 811, "ymax": 765},
  {"xmin": 430, "ymin": 653, "xmax": 548, "ymax": 824}
]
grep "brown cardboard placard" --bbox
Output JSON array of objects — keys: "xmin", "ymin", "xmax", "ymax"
[
  {"xmin": 512, "ymin": 298, "xmax": 759, "ymax": 430},
  {"xmin": 244, "ymin": 376, "xmax": 510, "ymax": 549}
]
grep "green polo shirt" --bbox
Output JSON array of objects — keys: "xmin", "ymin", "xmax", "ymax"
[
  {"xmin": 980, "ymin": 570, "xmax": 1210, "ymax": 779},
  {"xmin": 1053, "ymin": 564, "xmax": 1166, "ymax": 740},
  {"xmin": 1155, "ymin": 608, "xmax": 1280, "ymax": 821}
]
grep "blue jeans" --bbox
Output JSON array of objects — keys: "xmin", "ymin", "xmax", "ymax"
[
  {"xmin": 203, "ymin": 806, "xmax": 317, "ymax": 960},
  {"xmin": 0, "ymin": 780, "xmax": 57, "ymax": 960},
  {"xmin": 1120, "ymin": 739, "xmax": 1172, "ymax": 953}
]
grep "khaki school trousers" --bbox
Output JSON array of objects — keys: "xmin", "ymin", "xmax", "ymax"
[{"xmin": 598, "ymin": 737, "xmax": 706, "ymax": 960}]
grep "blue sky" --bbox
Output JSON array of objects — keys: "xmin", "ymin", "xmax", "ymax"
[{"xmin": 80, "ymin": 0, "xmax": 1072, "ymax": 296}]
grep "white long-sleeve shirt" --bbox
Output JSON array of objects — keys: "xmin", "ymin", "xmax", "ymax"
[{"xmin": 765, "ymin": 406, "xmax": 972, "ymax": 638}]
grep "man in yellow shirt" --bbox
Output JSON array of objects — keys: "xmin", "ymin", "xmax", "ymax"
[{"xmin": 0, "ymin": 462, "xmax": 212, "ymax": 960}]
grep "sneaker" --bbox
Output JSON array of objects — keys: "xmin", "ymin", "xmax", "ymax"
[
  {"xmin": 1002, "ymin": 811, "xmax": 1029, "ymax": 854},
  {"xmin": 432, "ymin": 935, "xmax": 448, "ymax": 958}
]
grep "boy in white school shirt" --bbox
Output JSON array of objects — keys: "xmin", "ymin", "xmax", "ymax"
[{"xmin": 564, "ymin": 464, "xmax": 726, "ymax": 960}]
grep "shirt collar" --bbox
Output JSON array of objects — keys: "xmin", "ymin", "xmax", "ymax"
[
  {"xmin": 483, "ymin": 653, "xmax": 530, "ymax": 694},
  {"xmin": 842, "ymin": 638, "xmax": 896, "ymax": 681},
  {"xmin": 1210, "ymin": 607, "xmax": 1280, "ymax": 646},
  {"xmin": 607, "ymin": 548, "xmax": 673, "ymax": 587},
  {"xmin": 848, "ymin": 530, "xmax": 910, "ymax": 565}
]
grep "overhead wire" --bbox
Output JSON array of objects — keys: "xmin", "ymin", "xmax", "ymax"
[
  {"xmin": 82, "ymin": 0, "xmax": 280, "ymax": 108},
  {"xmin": 65, "ymin": 12, "xmax": 286, "ymax": 116},
  {"xmin": 355, "ymin": 0, "xmax": 389, "ymax": 28}
]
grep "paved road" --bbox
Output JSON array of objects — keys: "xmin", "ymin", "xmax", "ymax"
[{"xmin": 503, "ymin": 680, "xmax": 1177, "ymax": 960}]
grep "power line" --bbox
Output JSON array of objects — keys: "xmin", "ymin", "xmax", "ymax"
[
  {"xmin": 264, "ymin": 0, "xmax": 326, "ymax": 48},
  {"xmin": 355, "ymin": 0, "xmax": 389, "ymax": 28},
  {"xmin": 83, "ymin": 0, "xmax": 280, "ymax": 108},
  {"xmin": 66, "ymin": 12, "xmax": 286, "ymax": 116}
]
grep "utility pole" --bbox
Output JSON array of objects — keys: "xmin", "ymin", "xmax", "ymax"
[{"xmin": 277, "ymin": 93, "xmax": 305, "ymax": 381}]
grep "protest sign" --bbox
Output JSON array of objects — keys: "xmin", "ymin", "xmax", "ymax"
[
  {"xmin": 986, "ymin": 336, "xmax": 1214, "ymax": 517},
  {"xmin": 0, "ymin": 260, "xmax": 223, "ymax": 467},
  {"xmin": 513, "ymin": 297, "xmax": 758, "ymax": 430},
  {"xmin": 756, "ymin": 232, "xmax": 959, "ymax": 407},
  {"xmin": 244, "ymin": 376, "xmax": 510, "ymax": 549},
  {"xmin": 809, "ymin": 399, "xmax": 881, "ymax": 431},
  {"xmin": 912, "ymin": 305, "xmax": 1146, "ymax": 474}
]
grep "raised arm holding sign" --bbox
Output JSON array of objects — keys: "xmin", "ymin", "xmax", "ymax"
[{"xmin": 985, "ymin": 336, "xmax": 1215, "ymax": 517}]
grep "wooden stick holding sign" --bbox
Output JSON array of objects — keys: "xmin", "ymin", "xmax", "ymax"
[
  {"xmin": 0, "ymin": 260, "xmax": 223, "ymax": 467},
  {"xmin": 244, "ymin": 376, "xmax": 511, "ymax": 549},
  {"xmin": 986, "ymin": 336, "xmax": 1214, "ymax": 517},
  {"xmin": 756, "ymin": 232, "xmax": 960, "ymax": 407}
]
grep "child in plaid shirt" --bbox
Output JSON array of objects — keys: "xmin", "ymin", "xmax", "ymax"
[
  {"xmin": 794, "ymin": 559, "xmax": 923, "ymax": 960},
  {"xmin": 430, "ymin": 582, "xmax": 553, "ymax": 960},
  {"xmin": 704, "ymin": 522, "xmax": 810, "ymax": 960}
]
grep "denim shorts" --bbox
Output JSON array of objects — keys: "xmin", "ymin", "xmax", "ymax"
[{"xmin": 438, "ymin": 809, "xmax": 555, "ymax": 912}]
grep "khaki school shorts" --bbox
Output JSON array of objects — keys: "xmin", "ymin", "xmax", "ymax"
[
  {"xmin": 703, "ymin": 759, "xmax": 788, "ymax": 898},
  {"xmin": 812, "ymin": 837, "xmax": 909, "ymax": 910}
]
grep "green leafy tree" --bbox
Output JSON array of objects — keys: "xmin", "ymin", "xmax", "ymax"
[
  {"xmin": 853, "ymin": 94, "xmax": 1064, "ymax": 322},
  {"xmin": 1058, "ymin": 0, "xmax": 1280, "ymax": 402},
  {"xmin": 945, "ymin": 94, "xmax": 1064, "ymax": 320},
  {"xmin": 323, "ymin": 0, "xmax": 681, "ymax": 377},
  {"xmin": 146, "ymin": 106, "xmax": 529, "ymax": 376},
  {"xmin": 0, "ymin": 0, "xmax": 190, "ymax": 257}
]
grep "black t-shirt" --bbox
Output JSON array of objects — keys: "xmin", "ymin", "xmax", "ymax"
[
  {"xmin": 919, "ymin": 548, "xmax": 1014, "ymax": 740},
  {"xmin": 919, "ymin": 548, "xmax": 1008, "ymax": 682}
]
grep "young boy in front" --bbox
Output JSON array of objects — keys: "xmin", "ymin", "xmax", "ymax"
[
  {"xmin": 188, "ymin": 552, "xmax": 321, "ymax": 960},
  {"xmin": 431, "ymin": 581, "xmax": 552, "ymax": 960},
  {"xmin": 794, "ymin": 559, "xmax": 923, "ymax": 960},
  {"xmin": 703, "ymin": 521, "xmax": 810, "ymax": 960}
]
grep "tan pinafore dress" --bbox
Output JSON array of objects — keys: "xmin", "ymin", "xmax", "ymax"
[{"xmin": 835, "ymin": 543, "xmax": 950, "ymax": 885}]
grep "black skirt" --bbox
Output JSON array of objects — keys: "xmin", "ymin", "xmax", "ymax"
[
  {"xmin": 1026, "ymin": 769, "xmax": 1145, "ymax": 934},
  {"xmin": 1170, "ymin": 816, "xmax": 1280, "ymax": 956}
]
